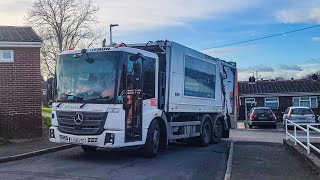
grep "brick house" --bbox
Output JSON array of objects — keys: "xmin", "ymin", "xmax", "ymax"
[
  {"xmin": 0, "ymin": 26, "xmax": 42, "ymax": 139},
  {"xmin": 238, "ymin": 79, "xmax": 320, "ymax": 121}
]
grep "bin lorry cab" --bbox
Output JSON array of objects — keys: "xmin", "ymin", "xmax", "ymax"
[{"xmin": 49, "ymin": 41, "xmax": 238, "ymax": 157}]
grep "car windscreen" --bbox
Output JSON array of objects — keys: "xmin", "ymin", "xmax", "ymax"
[
  {"xmin": 291, "ymin": 108, "xmax": 313, "ymax": 115},
  {"xmin": 253, "ymin": 109, "xmax": 273, "ymax": 115}
]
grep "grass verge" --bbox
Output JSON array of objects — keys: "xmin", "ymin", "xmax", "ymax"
[
  {"xmin": 42, "ymin": 113, "xmax": 52, "ymax": 127},
  {"xmin": 42, "ymin": 107, "xmax": 52, "ymax": 113}
]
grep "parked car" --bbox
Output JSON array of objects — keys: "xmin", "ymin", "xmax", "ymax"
[
  {"xmin": 248, "ymin": 107, "xmax": 277, "ymax": 129},
  {"xmin": 283, "ymin": 107, "xmax": 316, "ymax": 126}
]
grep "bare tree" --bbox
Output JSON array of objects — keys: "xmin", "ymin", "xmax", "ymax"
[
  {"xmin": 305, "ymin": 70, "xmax": 320, "ymax": 80},
  {"xmin": 26, "ymin": 0, "xmax": 105, "ymax": 78}
]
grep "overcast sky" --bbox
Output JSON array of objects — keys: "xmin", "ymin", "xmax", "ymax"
[{"xmin": 1, "ymin": 0, "xmax": 320, "ymax": 81}]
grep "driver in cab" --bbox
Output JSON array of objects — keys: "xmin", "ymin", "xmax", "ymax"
[{"xmin": 75, "ymin": 74, "xmax": 114, "ymax": 98}]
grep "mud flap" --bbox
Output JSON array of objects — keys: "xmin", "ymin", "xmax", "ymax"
[
  {"xmin": 222, "ymin": 115, "xmax": 231, "ymax": 138},
  {"xmin": 222, "ymin": 128, "xmax": 230, "ymax": 138}
]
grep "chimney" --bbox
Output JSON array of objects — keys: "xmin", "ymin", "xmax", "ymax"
[{"xmin": 249, "ymin": 76, "xmax": 256, "ymax": 82}]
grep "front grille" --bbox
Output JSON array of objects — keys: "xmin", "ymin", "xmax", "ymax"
[{"xmin": 57, "ymin": 111, "xmax": 108, "ymax": 135}]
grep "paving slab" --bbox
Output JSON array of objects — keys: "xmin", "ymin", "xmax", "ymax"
[{"xmin": 231, "ymin": 141, "xmax": 320, "ymax": 180}]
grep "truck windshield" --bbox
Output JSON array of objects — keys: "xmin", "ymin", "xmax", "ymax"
[{"xmin": 55, "ymin": 51, "xmax": 124, "ymax": 103}]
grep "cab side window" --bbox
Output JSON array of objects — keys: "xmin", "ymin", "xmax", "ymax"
[{"xmin": 143, "ymin": 57, "xmax": 156, "ymax": 99}]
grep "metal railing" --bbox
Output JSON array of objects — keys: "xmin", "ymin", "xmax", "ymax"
[{"xmin": 285, "ymin": 120, "xmax": 320, "ymax": 154}]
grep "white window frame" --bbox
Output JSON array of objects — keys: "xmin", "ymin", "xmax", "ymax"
[
  {"xmin": 0, "ymin": 50, "xmax": 14, "ymax": 62},
  {"xmin": 292, "ymin": 96, "xmax": 318, "ymax": 108},
  {"xmin": 264, "ymin": 97, "xmax": 279, "ymax": 109},
  {"xmin": 245, "ymin": 98, "xmax": 256, "ymax": 104}
]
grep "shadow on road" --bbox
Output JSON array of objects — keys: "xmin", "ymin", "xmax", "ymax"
[
  {"xmin": 60, "ymin": 141, "xmax": 230, "ymax": 164},
  {"xmin": 0, "ymin": 141, "xmax": 231, "ymax": 180}
]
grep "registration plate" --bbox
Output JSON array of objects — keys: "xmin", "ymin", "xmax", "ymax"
[
  {"xmin": 259, "ymin": 117, "xmax": 267, "ymax": 120},
  {"xmin": 69, "ymin": 137, "xmax": 86, "ymax": 144}
]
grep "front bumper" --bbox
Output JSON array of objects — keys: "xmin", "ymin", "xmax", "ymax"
[{"xmin": 49, "ymin": 126, "xmax": 125, "ymax": 148}]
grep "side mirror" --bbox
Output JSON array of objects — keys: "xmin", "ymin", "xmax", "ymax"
[
  {"xmin": 85, "ymin": 58, "xmax": 94, "ymax": 64},
  {"xmin": 80, "ymin": 49, "xmax": 94, "ymax": 64},
  {"xmin": 133, "ymin": 63, "xmax": 141, "ymax": 76},
  {"xmin": 129, "ymin": 53, "xmax": 146, "ymax": 62},
  {"xmin": 122, "ymin": 97, "xmax": 129, "ymax": 110}
]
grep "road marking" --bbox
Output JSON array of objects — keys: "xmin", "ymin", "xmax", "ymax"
[{"xmin": 224, "ymin": 142, "xmax": 234, "ymax": 180}]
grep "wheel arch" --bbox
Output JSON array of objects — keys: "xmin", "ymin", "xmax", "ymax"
[
  {"xmin": 147, "ymin": 112, "xmax": 169, "ymax": 149},
  {"xmin": 154, "ymin": 117, "xmax": 168, "ymax": 149}
]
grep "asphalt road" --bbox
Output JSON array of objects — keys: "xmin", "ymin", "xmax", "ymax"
[{"xmin": 0, "ymin": 141, "xmax": 230, "ymax": 180}]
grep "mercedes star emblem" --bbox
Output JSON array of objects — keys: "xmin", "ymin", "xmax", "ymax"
[{"xmin": 74, "ymin": 113, "xmax": 84, "ymax": 125}]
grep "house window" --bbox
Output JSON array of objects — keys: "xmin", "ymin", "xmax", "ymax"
[
  {"xmin": 265, "ymin": 97, "xmax": 279, "ymax": 109},
  {"xmin": 42, "ymin": 90, "xmax": 47, "ymax": 96},
  {"xmin": 245, "ymin": 98, "xmax": 256, "ymax": 103},
  {"xmin": 292, "ymin": 97, "xmax": 318, "ymax": 108},
  {"xmin": 184, "ymin": 54, "xmax": 216, "ymax": 98},
  {"xmin": 0, "ymin": 50, "xmax": 14, "ymax": 62}
]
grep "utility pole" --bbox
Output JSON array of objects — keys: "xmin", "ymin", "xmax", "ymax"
[{"xmin": 109, "ymin": 24, "xmax": 119, "ymax": 46}]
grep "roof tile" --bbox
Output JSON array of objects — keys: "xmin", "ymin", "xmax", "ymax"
[
  {"xmin": 0, "ymin": 26, "xmax": 41, "ymax": 42},
  {"xmin": 239, "ymin": 80, "xmax": 320, "ymax": 94}
]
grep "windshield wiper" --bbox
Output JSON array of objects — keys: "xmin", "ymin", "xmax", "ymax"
[
  {"xmin": 56, "ymin": 94, "xmax": 83, "ymax": 108},
  {"xmin": 79, "ymin": 96, "xmax": 111, "ymax": 108},
  {"xmin": 57, "ymin": 94, "xmax": 84, "ymax": 108},
  {"xmin": 56, "ymin": 102, "xmax": 63, "ymax": 108}
]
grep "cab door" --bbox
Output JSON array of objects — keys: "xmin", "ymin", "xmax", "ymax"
[{"xmin": 124, "ymin": 57, "xmax": 143, "ymax": 142}]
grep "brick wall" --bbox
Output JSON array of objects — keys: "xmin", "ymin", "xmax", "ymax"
[{"xmin": 0, "ymin": 47, "xmax": 42, "ymax": 139}]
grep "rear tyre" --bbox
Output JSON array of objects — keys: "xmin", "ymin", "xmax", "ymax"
[
  {"xmin": 249, "ymin": 125, "xmax": 253, "ymax": 129},
  {"xmin": 211, "ymin": 118, "xmax": 223, "ymax": 144},
  {"xmin": 81, "ymin": 145, "xmax": 97, "ymax": 152},
  {"xmin": 142, "ymin": 120, "xmax": 160, "ymax": 158},
  {"xmin": 273, "ymin": 124, "xmax": 277, "ymax": 129},
  {"xmin": 198, "ymin": 119, "xmax": 212, "ymax": 146}
]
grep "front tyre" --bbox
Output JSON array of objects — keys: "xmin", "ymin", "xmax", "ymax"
[
  {"xmin": 81, "ymin": 145, "xmax": 97, "ymax": 152},
  {"xmin": 142, "ymin": 120, "xmax": 160, "ymax": 158}
]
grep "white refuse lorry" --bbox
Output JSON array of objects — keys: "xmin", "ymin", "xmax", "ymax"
[{"xmin": 49, "ymin": 40, "xmax": 238, "ymax": 157}]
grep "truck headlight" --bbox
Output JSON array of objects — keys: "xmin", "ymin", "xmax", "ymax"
[
  {"xmin": 105, "ymin": 133, "xmax": 115, "ymax": 145},
  {"xmin": 49, "ymin": 129, "xmax": 55, "ymax": 139}
]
